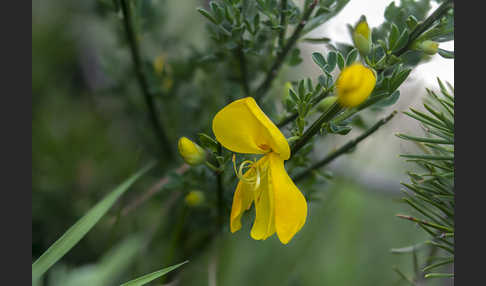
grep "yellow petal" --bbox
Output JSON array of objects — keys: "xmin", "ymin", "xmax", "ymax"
[
  {"xmin": 212, "ymin": 97, "xmax": 290, "ymax": 160},
  {"xmin": 268, "ymin": 153, "xmax": 307, "ymax": 244},
  {"xmin": 336, "ymin": 64, "xmax": 376, "ymax": 108},
  {"xmin": 250, "ymin": 156, "xmax": 276, "ymax": 240},
  {"xmin": 230, "ymin": 178, "xmax": 254, "ymax": 233}
]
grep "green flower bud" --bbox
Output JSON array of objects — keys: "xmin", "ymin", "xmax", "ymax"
[
  {"xmin": 415, "ymin": 40, "xmax": 439, "ymax": 55},
  {"xmin": 153, "ymin": 54, "xmax": 165, "ymax": 74},
  {"xmin": 282, "ymin": 81, "xmax": 293, "ymax": 100},
  {"xmin": 178, "ymin": 137, "xmax": 206, "ymax": 166},
  {"xmin": 317, "ymin": 96, "xmax": 338, "ymax": 112},
  {"xmin": 184, "ymin": 190, "xmax": 205, "ymax": 207},
  {"xmin": 352, "ymin": 18, "xmax": 372, "ymax": 56}
]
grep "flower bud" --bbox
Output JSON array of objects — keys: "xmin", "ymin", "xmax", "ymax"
[
  {"xmin": 352, "ymin": 19, "xmax": 372, "ymax": 56},
  {"xmin": 184, "ymin": 190, "xmax": 205, "ymax": 207},
  {"xmin": 153, "ymin": 55, "xmax": 165, "ymax": 74},
  {"xmin": 283, "ymin": 81, "xmax": 293, "ymax": 100},
  {"xmin": 316, "ymin": 96, "xmax": 338, "ymax": 112},
  {"xmin": 416, "ymin": 40, "xmax": 439, "ymax": 55},
  {"xmin": 336, "ymin": 64, "xmax": 376, "ymax": 108},
  {"xmin": 178, "ymin": 137, "xmax": 206, "ymax": 166}
]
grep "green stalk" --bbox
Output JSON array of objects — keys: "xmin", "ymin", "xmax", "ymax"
[
  {"xmin": 290, "ymin": 102, "xmax": 343, "ymax": 158},
  {"xmin": 293, "ymin": 111, "xmax": 396, "ymax": 182},
  {"xmin": 254, "ymin": 0, "xmax": 318, "ymax": 103},
  {"xmin": 119, "ymin": 0, "xmax": 173, "ymax": 158}
]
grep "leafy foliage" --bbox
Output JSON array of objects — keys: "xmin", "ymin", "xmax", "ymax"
[
  {"xmin": 33, "ymin": 0, "xmax": 454, "ymax": 285},
  {"xmin": 394, "ymin": 79, "xmax": 454, "ymax": 281}
]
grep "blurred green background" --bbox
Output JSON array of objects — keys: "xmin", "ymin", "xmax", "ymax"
[{"xmin": 32, "ymin": 0, "xmax": 451, "ymax": 285}]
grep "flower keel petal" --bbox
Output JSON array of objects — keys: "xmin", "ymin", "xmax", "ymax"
[{"xmin": 268, "ymin": 153, "xmax": 307, "ymax": 244}]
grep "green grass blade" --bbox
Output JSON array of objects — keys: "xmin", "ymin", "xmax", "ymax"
[
  {"xmin": 120, "ymin": 261, "xmax": 189, "ymax": 286},
  {"xmin": 32, "ymin": 162, "xmax": 156, "ymax": 283}
]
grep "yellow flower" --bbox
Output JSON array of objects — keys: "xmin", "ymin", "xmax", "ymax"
[
  {"xmin": 212, "ymin": 97, "xmax": 307, "ymax": 244},
  {"xmin": 336, "ymin": 63, "xmax": 376, "ymax": 108},
  {"xmin": 353, "ymin": 19, "xmax": 372, "ymax": 56},
  {"xmin": 178, "ymin": 137, "xmax": 206, "ymax": 166}
]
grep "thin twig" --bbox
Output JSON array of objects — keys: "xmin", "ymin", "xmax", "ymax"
[
  {"xmin": 119, "ymin": 0, "xmax": 173, "ymax": 157},
  {"xmin": 119, "ymin": 164, "xmax": 190, "ymax": 217},
  {"xmin": 254, "ymin": 0, "xmax": 318, "ymax": 103},
  {"xmin": 294, "ymin": 111, "xmax": 397, "ymax": 182}
]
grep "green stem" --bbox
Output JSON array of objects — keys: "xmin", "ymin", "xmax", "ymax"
[
  {"xmin": 236, "ymin": 46, "xmax": 250, "ymax": 97},
  {"xmin": 394, "ymin": 0, "xmax": 453, "ymax": 57},
  {"xmin": 397, "ymin": 215, "xmax": 454, "ymax": 233},
  {"xmin": 293, "ymin": 111, "xmax": 397, "ymax": 182},
  {"xmin": 254, "ymin": 0, "xmax": 318, "ymax": 103},
  {"xmin": 216, "ymin": 143, "xmax": 224, "ymax": 232},
  {"xmin": 290, "ymin": 102, "xmax": 343, "ymax": 158},
  {"xmin": 277, "ymin": 89, "xmax": 332, "ymax": 128},
  {"xmin": 119, "ymin": 0, "xmax": 173, "ymax": 158}
]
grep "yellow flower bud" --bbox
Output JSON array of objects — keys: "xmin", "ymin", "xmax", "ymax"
[
  {"xmin": 353, "ymin": 19, "xmax": 372, "ymax": 56},
  {"xmin": 178, "ymin": 137, "xmax": 206, "ymax": 166},
  {"xmin": 153, "ymin": 55, "xmax": 165, "ymax": 74},
  {"xmin": 184, "ymin": 190, "xmax": 205, "ymax": 207},
  {"xmin": 416, "ymin": 40, "xmax": 439, "ymax": 55},
  {"xmin": 316, "ymin": 96, "xmax": 338, "ymax": 112},
  {"xmin": 336, "ymin": 64, "xmax": 376, "ymax": 108}
]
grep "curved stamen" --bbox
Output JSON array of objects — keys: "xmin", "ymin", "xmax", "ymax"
[{"xmin": 232, "ymin": 154, "xmax": 261, "ymax": 190}]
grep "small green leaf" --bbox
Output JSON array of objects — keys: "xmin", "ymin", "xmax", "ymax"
[
  {"xmin": 438, "ymin": 48, "xmax": 454, "ymax": 59},
  {"xmin": 289, "ymin": 88, "xmax": 299, "ymax": 102},
  {"xmin": 32, "ymin": 162, "xmax": 156, "ymax": 283},
  {"xmin": 391, "ymin": 69, "xmax": 411, "ymax": 91},
  {"xmin": 298, "ymin": 80, "xmax": 305, "ymax": 98},
  {"xmin": 302, "ymin": 37, "xmax": 331, "ymax": 44},
  {"xmin": 375, "ymin": 90, "xmax": 400, "ymax": 107},
  {"xmin": 389, "ymin": 23, "xmax": 400, "ymax": 50},
  {"xmin": 326, "ymin": 51, "xmax": 337, "ymax": 72},
  {"xmin": 406, "ymin": 15, "xmax": 418, "ymax": 30},
  {"xmin": 198, "ymin": 133, "xmax": 219, "ymax": 153},
  {"xmin": 311, "ymin": 52, "xmax": 327, "ymax": 70},
  {"xmin": 424, "ymin": 273, "xmax": 454, "ymax": 279},
  {"xmin": 336, "ymin": 52, "xmax": 345, "ymax": 70},
  {"xmin": 317, "ymin": 75, "xmax": 327, "ymax": 88},
  {"xmin": 197, "ymin": 8, "xmax": 217, "ymax": 24},
  {"xmin": 392, "ymin": 29, "xmax": 409, "ymax": 53},
  {"xmin": 120, "ymin": 261, "xmax": 189, "ymax": 286},
  {"xmin": 209, "ymin": 1, "xmax": 224, "ymax": 23},
  {"xmin": 345, "ymin": 48, "xmax": 358, "ymax": 66},
  {"xmin": 288, "ymin": 48, "xmax": 303, "ymax": 66},
  {"xmin": 390, "ymin": 242, "xmax": 425, "ymax": 254}
]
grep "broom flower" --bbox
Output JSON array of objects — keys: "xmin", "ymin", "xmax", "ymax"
[
  {"xmin": 212, "ymin": 97, "xmax": 307, "ymax": 244},
  {"xmin": 336, "ymin": 63, "xmax": 376, "ymax": 108}
]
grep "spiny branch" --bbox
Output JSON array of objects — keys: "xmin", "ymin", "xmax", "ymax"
[{"xmin": 294, "ymin": 111, "xmax": 397, "ymax": 182}]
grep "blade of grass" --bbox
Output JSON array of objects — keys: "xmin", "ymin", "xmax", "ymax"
[
  {"xmin": 32, "ymin": 162, "xmax": 156, "ymax": 282},
  {"xmin": 120, "ymin": 260, "xmax": 189, "ymax": 286}
]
